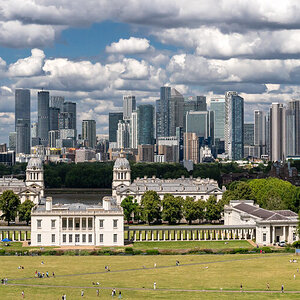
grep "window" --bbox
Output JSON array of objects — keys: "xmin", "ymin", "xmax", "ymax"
[
  {"xmin": 82, "ymin": 234, "xmax": 86, "ymax": 243},
  {"xmin": 52, "ymin": 234, "xmax": 55, "ymax": 243},
  {"xmin": 82, "ymin": 218, "xmax": 86, "ymax": 229},
  {"xmin": 75, "ymin": 218, "xmax": 80, "ymax": 230},
  {"xmin": 113, "ymin": 234, "xmax": 117, "ymax": 243},
  {"xmin": 100, "ymin": 234, "xmax": 103, "ymax": 243},
  {"xmin": 113, "ymin": 219, "xmax": 118, "ymax": 228},
  {"xmin": 88, "ymin": 218, "xmax": 93, "ymax": 229},
  {"xmin": 263, "ymin": 233, "xmax": 266, "ymax": 242},
  {"xmin": 69, "ymin": 234, "xmax": 73, "ymax": 243},
  {"xmin": 293, "ymin": 233, "xmax": 297, "ymax": 241},
  {"xmin": 88, "ymin": 234, "xmax": 92, "ymax": 243},
  {"xmin": 75, "ymin": 234, "xmax": 80, "ymax": 243},
  {"xmin": 51, "ymin": 220, "xmax": 56, "ymax": 229},
  {"xmin": 62, "ymin": 234, "xmax": 66, "ymax": 243},
  {"xmin": 68, "ymin": 219, "xmax": 73, "ymax": 229},
  {"xmin": 99, "ymin": 219, "xmax": 104, "ymax": 228},
  {"xmin": 37, "ymin": 220, "xmax": 42, "ymax": 229},
  {"xmin": 37, "ymin": 234, "xmax": 41, "ymax": 243},
  {"xmin": 62, "ymin": 218, "xmax": 67, "ymax": 229}
]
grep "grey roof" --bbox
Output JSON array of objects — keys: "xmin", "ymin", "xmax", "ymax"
[
  {"xmin": 114, "ymin": 157, "xmax": 130, "ymax": 169},
  {"xmin": 118, "ymin": 177, "xmax": 221, "ymax": 194},
  {"xmin": 27, "ymin": 157, "xmax": 43, "ymax": 170},
  {"xmin": 234, "ymin": 202, "xmax": 297, "ymax": 221}
]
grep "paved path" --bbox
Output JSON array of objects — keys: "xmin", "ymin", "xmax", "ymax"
[
  {"xmin": 7, "ymin": 253, "xmax": 290, "ymax": 282},
  {"xmin": 5, "ymin": 283, "xmax": 300, "ymax": 294}
]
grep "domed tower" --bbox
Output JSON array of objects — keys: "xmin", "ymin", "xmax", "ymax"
[
  {"xmin": 112, "ymin": 152, "xmax": 131, "ymax": 197},
  {"xmin": 25, "ymin": 157, "xmax": 44, "ymax": 197}
]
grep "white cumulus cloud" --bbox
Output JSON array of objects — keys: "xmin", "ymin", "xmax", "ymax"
[{"xmin": 106, "ymin": 37, "xmax": 151, "ymax": 54}]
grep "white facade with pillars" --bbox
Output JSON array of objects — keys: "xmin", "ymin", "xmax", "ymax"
[
  {"xmin": 224, "ymin": 200, "xmax": 299, "ymax": 246},
  {"xmin": 112, "ymin": 155, "xmax": 224, "ymax": 205},
  {"xmin": 31, "ymin": 196, "xmax": 124, "ymax": 247}
]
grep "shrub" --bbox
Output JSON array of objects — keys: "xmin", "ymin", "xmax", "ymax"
[
  {"xmin": 63, "ymin": 250, "xmax": 76, "ymax": 256},
  {"xmin": 0, "ymin": 249, "xmax": 5, "ymax": 255},
  {"xmin": 146, "ymin": 249, "xmax": 159, "ymax": 255},
  {"xmin": 125, "ymin": 247, "xmax": 134, "ymax": 254},
  {"xmin": 262, "ymin": 247, "xmax": 272, "ymax": 253},
  {"xmin": 292, "ymin": 241, "xmax": 300, "ymax": 248}
]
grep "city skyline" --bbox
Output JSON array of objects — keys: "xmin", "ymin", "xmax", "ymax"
[{"xmin": 2, "ymin": 2, "xmax": 300, "ymax": 143}]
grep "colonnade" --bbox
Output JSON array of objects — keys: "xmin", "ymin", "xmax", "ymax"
[
  {"xmin": 125, "ymin": 225, "xmax": 256, "ymax": 242},
  {"xmin": 0, "ymin": 227, "xmax": 31, "ymax": 241}
]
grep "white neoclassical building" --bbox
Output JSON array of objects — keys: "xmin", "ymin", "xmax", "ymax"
[
  {"xmin": 224, "ymin": 200, "xmax": 299, "ymax": 246},
  {"xmin": 31, "ymin": 196, "xmax": 124, "ymax": 247},
  {"xmin": 112, "ymin": 153, "xmax": 224, "ymax": 204},
  {"xmin": 0, "ymin": 157, "xmax": 44, "ymax": 204}
]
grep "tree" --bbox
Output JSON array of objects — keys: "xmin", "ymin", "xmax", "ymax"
[
  {"xmin": 183, "ymin": 197, "xmax": 198, "ymax": 225},
  {"xmin": 196, "ymin": 199, "xmax": 206, "ymax": 223},
  {"xmin": 18, "ymin": 199, "xmax": 35, "ymax": 225},
  {"xmin": 0, "ymin": 190, "xmax": 21, "ymax": 225},
  {"xmin": 121, "ymin": 196, "xmax": 137, "ymax": 223},
  {"xmin": 140, "ymin": 190, "xmax": 161, "ymax": 224},
  {"xmin": 162, "ymin": 194, "xmax": 183, "ymax": 224},
  {"xmin": 205, "ymin": 195, "xmax": 221, "ymax": 223}
]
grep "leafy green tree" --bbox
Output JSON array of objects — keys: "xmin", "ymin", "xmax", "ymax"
[
  {"xmin": 0, "ymin": 190, "xmax": 21, "ymax": 225},
  {"xmin": 183, "ymin": 197, "xmax": 199, "ymax": 224},
  {"xmin": 205, "ymin": 195, "xmax": 221, "ymax": 223},
  {"xmin": 18, "ymin": 199, "xmax": 35, "ymax": 225},
  {"xmin": 121, "ymin": 196, "xmax": 138, "ymax": 223},
  {"xmin": 140, "ymin": 191, "xmax": 161, "ymax": 224},
  {"xmin": 162, "ymin": 194, "xmax": 183, "ymax": 224},
  {"xmin": 196, "ymin": 199, "xmax": 206, "ymax": 223}
]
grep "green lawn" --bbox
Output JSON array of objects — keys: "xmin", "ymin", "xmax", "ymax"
[
  {"xmin": 1, "ymin": 253, "xmax": 299, "ymax": 299},
  {"xmin": 132, "ymin": 240, "xmax": 252, "ymax": 250}
]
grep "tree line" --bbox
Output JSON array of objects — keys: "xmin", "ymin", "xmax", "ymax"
[
  {"xmin": 0, "ymin": 190, "xmax": 34, "ymax": 225},
  {"xmin": 121, "ymin": 192, "xmax": 226, "ymax": 225}
]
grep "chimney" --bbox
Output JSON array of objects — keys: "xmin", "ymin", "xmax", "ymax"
[
  {"xmin": 103, "ymin": 197, "xmax": 111, "ymax": 211},
  {"xmin": 46, "ymin": 197, "xmax": 52, "ymax": 211}
]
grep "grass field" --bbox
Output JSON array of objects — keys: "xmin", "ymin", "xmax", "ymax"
[
  {"xmin": 131, "ymin": 240, "xmax": 252, "ymax": 249},
  {"xmin": 1, "ymin": 253, "xmax": 299, "ymax": 299}
]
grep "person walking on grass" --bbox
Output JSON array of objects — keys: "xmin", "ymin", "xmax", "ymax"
[
  {"xmin": 118, "ymin": 291, "xmax": 122, "ymax": 299},
  {"xmin": 96, "ymin": 289, "xmax": 99, "ymax": 297},
  {"xmin": 154, "ymin": 282, "xmax": 156, "ymax": 290},
  {"xmin": 281, "ymin": 285, "xmax": 284, "ymax": 293},
  {"xmin": 81, "ymin": 290, "xmax": 84, "ymax": 297},
  {"xmin": 267, "ymin": 283, "xmax": 270, "ymax": 290},
  {"xmin": 240, "ymin": 284, "xmax": 243, "ymax": 292},
  {"xmin": 21, "ymin": 291, "xmax": 24, "ymax": 298}
]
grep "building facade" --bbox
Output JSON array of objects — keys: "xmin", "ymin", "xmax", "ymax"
[
  {"xmin": 225, "ymin": 91, "xmax": 244, "ymax": 160},
  {"xmin": 38, "ymin": 91, "xmax": 50, "ymax": 147},
  {"xmin": 15, "ymin": 89, "xmax": 31, "ymax": 154},
  {"xmin": 31, "ymin": 196, "xmax": 124, "ymax": 247},
  {"xmin": 137, "ymin": 104, "xmax": 154, "ymax": 145},
  {"xmin": 224, "ymin": 200, "xmax": 299, "ymax": 246},
  {"xmin": 123, "ymin": 95, "xmax": 136, "ymax": 120},
  {"xmin": 210, "ymin": 98, "xmax": 225, "ymax": 141},
  {"xmin": 109, "ymin": 112, "xmax": 123, "ymax": 143},
  {"xmin": 82, "ymin": 120, "xmax": 96, "ymax": 148}
]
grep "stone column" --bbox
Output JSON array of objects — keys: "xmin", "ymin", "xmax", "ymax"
[
  {"xmin": 151, "ymin": 231, "xmax": 154, "ymax": 241},
  {"xmin": 204, "ymin": 231, "xmax": 207, "ymax": 240},
  {"xmin": 283, "ymin": 226, "xmax": 286, "ymax": 242},
  {"xmin": 272, "ymin": 227, "xmax": 275, "ymax": 244}
]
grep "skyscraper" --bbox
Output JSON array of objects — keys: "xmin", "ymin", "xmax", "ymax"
[
  {"xmin": 130, "ymin": 111, "xmax": 138, "ymax": 149},
  {"xmin": 49, "ymin": 107, "xmax": 60, "ymax": 131},
  {"xmin": 244, "ymin": 123, "xmax": 254, "ymax": 146},
  {"xmin": 270, "ymin": 103, "xmax": 286, "ymax": 161},
  {"xmin": 9, "ymin": 132, "xmax": 16, "ymax": 151},
  {"xmin": 156, "ymin": 86, "xmax": 171, "ymax": 138},
  {"xmin": 15, "ymin": 89, "xmax": 30, "ymax": 154},
  {"xmin": 169, "ymin": 88, "xmax": 184, "ymax": 136},
  {"xmin": 186, "ymin": 111, "xmax": 209, "ymax": 138},
  {"xmin": 117, "ymin": 121, "xmax": 130, "ymax": 148},
  {"xmin": 50, "ymin": 96, "xmax": 64, "ymax": 110},
  {"xmin": 109, "ymin": 112, "xmax": 123, "ymax": 143},
  {"xmin": 37, "ymin": 91, "xmax": 50, "ymax": 147},
  {"xmin": 82, "ymin": 120, "xmax": 97, "ymax": 148},
  {"xmin": 138, "ymin": 104, "xmax": 154, "ymax": 145},
  {"xmin": 123, "ymin": 95, "xmax": 136, "ymax": 120},
  {"xmin": 254, "ymin": 110, "xmax": 266, "ymax": 155},
  {"xmin": 210, "ymin": 98, "xmax": 225, "ymax": 141},
  {"xmin": 184, "ymin": 132, "xmax": 199, "ymax": 164},
  {"xmin": 225, "ymin": 91, "xmax": 244, "ymax": 160},
  {"xmin": 286, "ymin": 100, "xmax": 300, "ymax": 156}
]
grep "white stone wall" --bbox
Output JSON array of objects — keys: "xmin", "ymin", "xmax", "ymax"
[{"xmin": 31, "ymin": 215, "xmax": 60, "ymax": 246}]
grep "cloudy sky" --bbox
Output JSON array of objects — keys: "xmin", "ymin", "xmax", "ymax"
[{"xmin": 1, "ymin": 0, "xmax": 300, "ymax": 142}]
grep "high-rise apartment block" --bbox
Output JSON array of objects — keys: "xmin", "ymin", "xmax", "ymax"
[
  {"xmin": 156, "ymin": 86, "xmax": 171, "ymax": 138},
  {"xmin": 37, "ymin": 91, "xmax": 50, "ymax": 147},
  {"xmin": 270, "ymin": 103, "xmax": 286, "ymax": 161},
  {"xmin": 210, "ymin": 98, "xmax": 225, "ymax": 141},
  {"xmin": 137, "ymin": 104, "xmax": 154, "ymax": 145},
  {"xmin": 82, "ymin": 120, "xmax": 97, "ymax": 148},
  {"xmin": 117, "ymin": 121, "xmax": 130, "ymax": 149},
  {"xmin": 123, "ymin": 95, "xmax": 136, "ymax": 120},
  {"xmin": 225, "ymin": 91, "xmax": 244, "ymax": 160},
  {"xmin": 286, "ymin": 100, "xmax": 300, "ymax": 157},
  {"xmin": 109, "ymin": 112, "xmax": 123, "ymax": 143},
  {"xmin": 15, "ymin": 89, "xmax": 31, "ymax": 154},
  {"xmin": 184, "ymin": 132, "xmax": 199, "ymax": 164},
  {"xmin": 254, "ymin": 110, "xmax": 266, "ymax": 155},
  {"xmin": 50, "ymin": 96, "xmax": 65, "ymax": 110},
  {"xmin": 244, "ymin": 123, "xmax": 254, "ymax": 146},
  {"xmin": 130, "ymin": 112, "xmax": 138, "ymax": 149}
]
